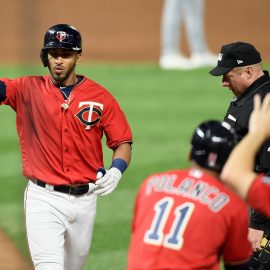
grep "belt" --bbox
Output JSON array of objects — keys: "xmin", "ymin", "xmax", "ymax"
[{"xmin": 31, "ymin": 179, "xmax": 95, "ymax": 196}]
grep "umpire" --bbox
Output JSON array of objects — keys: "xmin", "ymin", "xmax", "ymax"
[{"xmin": 210, "ymin": 41, "xmax": 270, "ymax": 269}]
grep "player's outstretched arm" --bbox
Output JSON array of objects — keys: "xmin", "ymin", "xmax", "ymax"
[
  {"xmin": 94, "ymin": 143, "xmax": 132, "ymax": 196},
  {"xmin": 221, "ymin": 94, "xmax": 270, "ymax": 199}
]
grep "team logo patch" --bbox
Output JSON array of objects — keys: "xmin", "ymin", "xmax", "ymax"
[
  {"xmin": 55, "ymin": 31, "xmax": 67, "ymax": 41},
  {"xmin": 218, "ymin": 53, "xmax": 223, "ymax": 61},
  {"xmin": 208, "ymin": 152, "xmax": 217, "ymax": 167},
  {"xmin": 76, "ymin": 102, "xmax": 103, "ymax": 130}
]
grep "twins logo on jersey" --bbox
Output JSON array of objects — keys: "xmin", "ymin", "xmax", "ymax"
[{"xmin": 76, "ymin": 101, "xmax": 103, "ymax": 130}]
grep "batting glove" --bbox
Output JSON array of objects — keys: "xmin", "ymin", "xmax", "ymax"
[{"xmin": 94, "ymin": 167, "xmax": 122, "ymax": 196}]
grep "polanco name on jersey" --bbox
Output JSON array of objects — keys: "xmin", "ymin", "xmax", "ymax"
[{"xmin": 145, "ymin": 173, "xmax": 229, "ymax": 213}]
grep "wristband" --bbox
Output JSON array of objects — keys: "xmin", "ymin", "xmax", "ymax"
[{"xmin": 110, "ymin": 158, "xmax": 128, "ymax": 174}]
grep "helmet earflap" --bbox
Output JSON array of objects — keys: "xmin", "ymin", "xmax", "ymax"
[
  {"xmin": 40, "ymin": 24, "xmax": 82, "ymax": 67},
  {"xmin": 40, "ymin": 49, "xmax": 48, "ymax": 67}
]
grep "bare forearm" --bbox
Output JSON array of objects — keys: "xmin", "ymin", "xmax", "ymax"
[
  {"xmin": 112, "ymin": 143, "xmax": 132, "ymax": 166},
  {"xmin": 221, "ymin": 133, "xmax": 262, "ymax": 198}
]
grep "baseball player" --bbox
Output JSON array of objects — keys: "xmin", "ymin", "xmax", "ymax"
[
  {"xmin": 0, "ymin": 24, "xmax": 132, "ymax": 270},
  {"xmin": 159, "ymin": 0, "xmax": 217, "ymax": 69},
  {"xmin": 127, "ymin": 120, "xmax": 252, "ymax": 270}
]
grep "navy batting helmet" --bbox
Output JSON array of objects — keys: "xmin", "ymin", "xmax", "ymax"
[
  {"xmin": 40, "ymin": 24, "xmax": 82, "ymax": 67},
  {"xmin": 190, "ymin": 120, "xmax": 237, "ymax": 173}
]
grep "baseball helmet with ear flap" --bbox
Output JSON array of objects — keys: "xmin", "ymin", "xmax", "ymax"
[
  {"xmin": 191, "ymin": 120, "xmax": 237, "ymax": 173},
  {"xmin": 40, "ymin": 24, "xmax": 82, "ymax": 67}
]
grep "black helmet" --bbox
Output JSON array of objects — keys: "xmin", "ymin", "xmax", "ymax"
[
  {"xmin": 40, "ymin": 24, "xmax": 82, "ymax": 67},
  {"xmin": 191, "ymin": 120, "xmax": 237, "ymax": 173}
]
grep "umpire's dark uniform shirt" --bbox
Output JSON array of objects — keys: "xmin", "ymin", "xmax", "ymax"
[{"xmin": 224, "ymin": 70, "xmax": 270, "ymax": 231}]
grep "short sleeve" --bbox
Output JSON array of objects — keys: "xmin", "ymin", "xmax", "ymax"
[{"xmin": 101, "ymin": 96, "xmax": 132, "ymax": 149}]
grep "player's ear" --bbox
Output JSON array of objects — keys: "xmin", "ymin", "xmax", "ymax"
[
  {"xmin": 188, "ymin": 150, "xmax": 192, "ymax": 161},
  {"xmin": 76, "ymin": 53, "xmax": 82, "ymax": 62}
]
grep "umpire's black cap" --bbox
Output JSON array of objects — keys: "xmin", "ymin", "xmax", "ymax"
[{"xmin": 209, "ymin": 42, "xmax": 262, "ymax": 76}]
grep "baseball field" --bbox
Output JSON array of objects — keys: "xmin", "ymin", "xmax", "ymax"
[{"xmin": 0, "ymin": 63, "xmax": 252, "ymax": 269}]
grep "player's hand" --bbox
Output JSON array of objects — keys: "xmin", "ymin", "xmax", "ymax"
[
  {"xmin": 248, "ymin": 228, "xmax": 263, "ymax": 251},
  {"xmin": 94, "ymin": 167, "xmax": 122, "ymax": 196},
  {"xmin": 249, "ymin": 94, "xmax": 270, "ymax": 140},
  {"xmin": 88, "ymin": 183, "xmax": 97, "ymax": 193}
]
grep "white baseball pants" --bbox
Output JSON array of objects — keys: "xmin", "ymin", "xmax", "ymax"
[
  {"xmin": 24, "ymin": 181, "xmax": 97, "ymax": 270},
  {"xmin": 160, "ymin": 0, "xmax": 208, "ymax": 56}
]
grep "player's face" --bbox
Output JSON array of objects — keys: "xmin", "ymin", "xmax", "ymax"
[
  {"xmin": 47, "ymin": 48, "xmax": 81, "ymax": 86},
  {"xmin": 222, "ymin": 68, "xmax": 250, "ymax": 98}
]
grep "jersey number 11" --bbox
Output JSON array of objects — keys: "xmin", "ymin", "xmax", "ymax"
[{"xmin": 144, "ymin": 197, "xmax": 194, "ymax": 250}]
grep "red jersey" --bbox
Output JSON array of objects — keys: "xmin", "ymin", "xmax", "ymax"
[
  {"xmin": 0, "ymin": 75, "xmax": 132, "ymax": 185},
  {"xmin": 247, "ymin": 174, "xmax": 270, "ymax": 218},
  {"xmin": 127, "ymin": 168, "xmax": 251, "ymax": 270}
]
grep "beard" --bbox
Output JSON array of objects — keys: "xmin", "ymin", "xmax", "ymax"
[{"xmin": 49, "ymin": 62, "xmax": 77, "ymax": 85}]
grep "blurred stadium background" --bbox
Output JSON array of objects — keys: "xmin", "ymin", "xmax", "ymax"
[
  {"xmin": 0, "ymin": 0, "xmax": 269, "ymax": 269},
  {"xmin": 2, "ymin": 0, "xmax": 270, "ymax": 64}
]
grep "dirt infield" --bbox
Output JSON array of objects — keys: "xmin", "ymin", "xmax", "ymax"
[{"xmin": 0, "ymin": 231, "xmax": 33, "ymax": 269}]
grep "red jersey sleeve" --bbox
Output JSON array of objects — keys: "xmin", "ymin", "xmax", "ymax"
[
  {"xmin": 101, "ymin": 95, "xmax": 132, "ymax": 149},
  {"xmin": 247, "ymin": 174, "xmax": 270, "ymax": 218},
  {"xmin": 0, "ymin": 78, "xmax": 21, "ymax": 110},
  {"xmin": 222, "ymin": 206, "xmax": 252, "ymax": 263}
]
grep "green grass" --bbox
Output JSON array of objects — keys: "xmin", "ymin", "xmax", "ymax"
[{"xmin": 0, "ymin": 63, "xmax": 234, "ymax": 269}]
